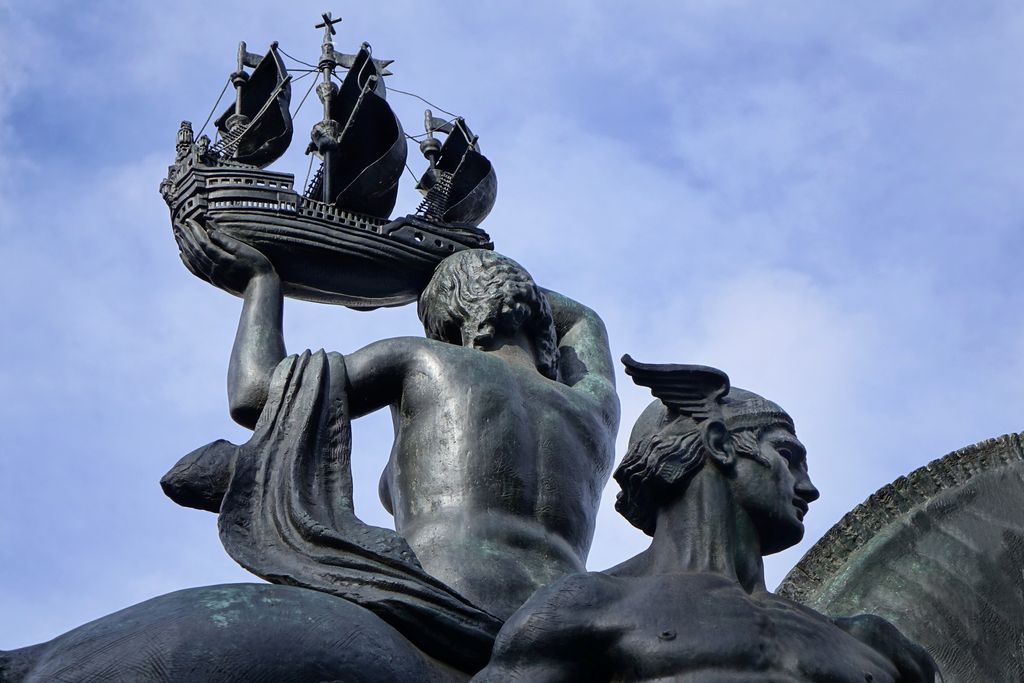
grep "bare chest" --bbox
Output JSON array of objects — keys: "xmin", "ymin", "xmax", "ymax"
[{"xmin": 605, "ymin": 586, "xmax": 900, "ymax": 683}]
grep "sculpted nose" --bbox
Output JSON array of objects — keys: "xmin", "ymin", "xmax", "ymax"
[{"xmin": 796, "ymin": 475, "xmax": 820, "ymax": 504}]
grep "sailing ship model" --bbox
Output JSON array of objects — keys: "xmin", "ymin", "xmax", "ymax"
[{"xmin": 161, "ymin": 13, "xmax": 496, "ymax": 309}]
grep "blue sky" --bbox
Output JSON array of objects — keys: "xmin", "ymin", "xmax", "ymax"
[{"xmin": 3, "ymin": 1, "xmax": 1024, "ymax": 648}]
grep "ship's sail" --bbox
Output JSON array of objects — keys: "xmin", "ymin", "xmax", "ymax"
[
  {"xmin": 309, "ymin": 45, "xmax": 407, "ymax": 219},
  {"xmin": 165, "ymin": 16, "xmax": 500, "ymax": 312},
  {"xmin": 417, "ymin": 118, "xmax": 497, "ymax": 226},
  {"xmin": 214, "ymin": 44, "xmax": 293, "ymax": 168}
]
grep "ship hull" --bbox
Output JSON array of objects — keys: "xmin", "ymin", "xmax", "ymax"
[{"xmin": 163, "ymin": 157, "xmax": 492, "ymax": 309}]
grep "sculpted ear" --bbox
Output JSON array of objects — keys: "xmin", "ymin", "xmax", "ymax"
[{"xmin": 701, "ymin": 420, "xmax": 735, "ymax": 470}]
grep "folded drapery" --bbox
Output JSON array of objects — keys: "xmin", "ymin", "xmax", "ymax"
[{"xmin": 161, "ymin": 350, "xmax": 501, "ymax": 671}]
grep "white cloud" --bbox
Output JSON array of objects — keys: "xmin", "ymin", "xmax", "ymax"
[{"xmin": 5, "ymin": 0, "xmax": 1024, "ymax": 648}]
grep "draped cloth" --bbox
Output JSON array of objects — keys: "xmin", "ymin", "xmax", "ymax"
[{"xmin": 161, "ymin": 350, "xmax": 501, "ymax": 671}]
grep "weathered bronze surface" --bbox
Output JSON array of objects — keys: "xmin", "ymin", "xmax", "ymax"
[
  {"xmin": 2, "ymin": 585, "xmax": 465, "ymax": 682},
  {"xmin": 5, "ymin": 10, "xmax": 1023, "ymax": 683},
  {"xmin": 1, "ymin": 238, "xmax": 619, "ymax": 680},
  {"xmin": 161, "ymin": 236, "xmax": 619, "ymax": 670},
  {"xmin": 779, "ymin": 432, "xmax": 1024, "ymax": 682},
  {"xmin": 474, "ymin": 358, "xmax": 940, "ymax": 681}
]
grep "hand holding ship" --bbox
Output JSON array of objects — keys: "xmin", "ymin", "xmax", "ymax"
[{"xmin": 176, "ymin": 218, "xmax": 276, "ymax": 298}]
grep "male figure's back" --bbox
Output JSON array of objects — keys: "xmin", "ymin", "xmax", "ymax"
[
  {"xmin": 346, "ymin": 281, "xmax": 618, "ymax": 617},
  {"xmin": 177, "ymin": 235, "xmax": 621, "ymax": 620}
]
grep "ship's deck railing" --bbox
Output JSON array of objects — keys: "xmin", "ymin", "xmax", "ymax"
[
  {"xmin": 190, "ymin": 164, "xmax": 389, "ymax": 230},
  {"xmin": 295, "ymin": 197, "xmax": 388, "ymax": 229},
  {"xmin": 209, "ymin": 199, "xmax": 298, "ymax": 212},
  {"xmin": 207, "ymin": 156, "xmax": 257, "ymax": 170},
  {"xmin": 205, "ymin": 174, "xmax": 294, "ymax": 191},
  {"xmin": 201, "ymin": 194, "xmax": 388, "ymax": 231}
]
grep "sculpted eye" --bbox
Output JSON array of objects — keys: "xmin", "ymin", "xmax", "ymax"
[{"xmin": 778, "ymin": 448, "xmax": 794, "ymax": 464}]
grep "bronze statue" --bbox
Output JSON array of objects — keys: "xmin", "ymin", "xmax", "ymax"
[
  {"xmin": 473, "ymin": 357, "xmax": 940, "ymax": 682},
  {"xmin": 2, "ymin": 17, "xmax": 620, "ymax": 678},
  {"xmin": 0, "ymin": 237, "xmax": 618, "ymax": 680},
  {"xmin": 165, "ymin": 226, "xmax": 619, "ymax": 643},
  {"xmin": 7, "ymin": 12, "xmax": 1024, "ymax": 682}
]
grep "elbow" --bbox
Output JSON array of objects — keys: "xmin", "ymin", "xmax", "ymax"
[
  {"xmin": 229, "ymin": 388, "xmax": 266, "ymax": 430},
  {"xmin": 228, "ymin": 363, "xmax": 273, "ymax": 429},
  {"xmin": 229, "ymin": 404, "xmax": 260, "ymax": 430}
]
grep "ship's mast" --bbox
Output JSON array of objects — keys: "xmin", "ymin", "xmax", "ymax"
[
  {"xmin": 315, "ymin": 12, "xmax": 343, "ymax": 203},
  {"xmin": 421, "ymin": 110, "xmax": 441, "ymax": 172},
  {"xmin": 225, "ymin": 42, "xmax": 251, "ymax": 133}
]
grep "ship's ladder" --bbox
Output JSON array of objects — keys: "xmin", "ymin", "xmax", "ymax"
[
  {"xmin": 416, "ymin": 169, "xmax": 454, "ymax": 220},
  {"xmin": 211, "ymin": 76, "xmax": 292, "ymax": 160},
  {"xmin": 304, "ymin": 164, "xmax": 324, "ymax": 199},
  {"xmin": 212, "ymin": 126, "xmax": 246, "ymax": 158}
]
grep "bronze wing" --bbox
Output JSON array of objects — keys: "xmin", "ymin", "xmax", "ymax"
[
  {"xmin": 778, "ymin": 432, "xmax": 1024, "ymax": 682},
  {"xmin": 622, "ymin": 354, "xmax": 730, "ymax": 421}
]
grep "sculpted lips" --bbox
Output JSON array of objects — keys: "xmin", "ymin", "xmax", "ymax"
[{"xmin": 792, "ymin": 498, "xmax": 809, "ymax": 521}]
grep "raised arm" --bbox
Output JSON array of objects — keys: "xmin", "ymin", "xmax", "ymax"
[
  {"xmin": 341, "ymin": 337, "xmax": 419, "ymax": 419},
  {"xmin": 226, "ymin": 268, "xmax": 285, "ymax": 428},
  {"xmin": 542, "ymin": 288, "xmax": 619, "ymax": 426},
  {"xmin": 176, "ymin": 220, "xmax": 285, "ymax": 429}
]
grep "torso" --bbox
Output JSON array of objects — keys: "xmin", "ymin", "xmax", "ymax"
[
  {"xmin": 381, "ymin": 340, "xmax": 616, "ymax": 618},
  {"xmin": 571, "ymin": 573, "xmax": 916, "ymax": 682}
]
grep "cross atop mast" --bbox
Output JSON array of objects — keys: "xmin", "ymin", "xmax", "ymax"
[{"xmin": 316, "ymin": 12, "xmax": 343, "ymax": 44}]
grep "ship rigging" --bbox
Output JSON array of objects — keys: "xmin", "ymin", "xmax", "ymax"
[{"xmin": 162, "ymin": 11, "xmax": 497, "ymax": 310}]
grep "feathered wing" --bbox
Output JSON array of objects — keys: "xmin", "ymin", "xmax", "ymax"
[
  {"xmin": 778, "ymin": 432, "xmax": 1024, "ymax": 682},
  {"xmin": 621, "ymin": 354, "xmax": 730, "ymax": 420}
]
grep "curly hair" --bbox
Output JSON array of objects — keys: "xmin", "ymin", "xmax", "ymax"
[
  {"xmin": 614, "ymin": 418, "xmax": 707, "ymax": 536},
  {"xmin": 417, "ymin": 250, "xmax": 559, "ymax": 380},
  {"xmin": 613, "ymin": 402, "xmax": 773, "ymax": 536}
]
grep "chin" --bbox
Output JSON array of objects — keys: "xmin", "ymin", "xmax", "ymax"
[{"xmin": 761, "ymin": 520, "xmax": 805, "ymax": 556}]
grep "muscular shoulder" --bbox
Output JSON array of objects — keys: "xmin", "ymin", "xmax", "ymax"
[
  {"xmin": 490, "ymin": 572, "xmax": 622, "ymax": 658},
  {"xmin": 344, "ymin": 336, "xmax": 450, "ymax": 379},
  {"xmin": 520, "ymin": 571, "xmax": 621, "ymax": 622},
  {"xmin": 833, "ymin": 613, "xmax": 940, "ymax": 682},
  {"xmin": 472, "ymin": 573, "xmax": 623, "ymax": 681},
  {"xmin": 347, "ymin": 335, "xmax": 433, "ymax": 360},
  {"xmin": 343, "ymin": 337, "xmax": 449, "ymax": 416}
]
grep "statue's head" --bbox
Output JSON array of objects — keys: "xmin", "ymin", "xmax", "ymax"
[
  {"xmin": 613, "ymin": 356, "xmax": 819, "ymax": 554},
  {"xmin": 418, "ymin": 249, "xmax": 559, "ymax": 380}
]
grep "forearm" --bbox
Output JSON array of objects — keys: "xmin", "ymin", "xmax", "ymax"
[{"xmin": 227, "ymin": 271, "xmax": 285, "ymax": 428}]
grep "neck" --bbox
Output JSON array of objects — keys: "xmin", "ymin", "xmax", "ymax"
[
  {"xmin": 483, "ymin": 328, "xmax": 538, "ymax": 372},
  {"xmin": 635, "ymin": 466, "xmax": 767, "ymax": 594}
]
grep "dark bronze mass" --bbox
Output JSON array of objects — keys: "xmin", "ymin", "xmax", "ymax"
[
  {"xmin": 3, "ymin": 10, "xmax": 1023, "ymax": 683},
  {"xmin": 158, "ymin": 11, "xmax": 496, "ymax": 310},
  {"xmin": 474, "ymin": 358, "xmax": 939, "ymax": 681}
]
